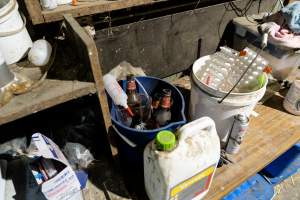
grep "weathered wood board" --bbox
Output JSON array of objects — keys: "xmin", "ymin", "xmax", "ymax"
[
  {"xmin": 0, "ymin": 79, "xmax": 96, "ymax": 125},
  {"xmin": 172, "ymin": 76, "xmax": 300, "ymax": 200},
  {"xmin": 95, "ymin": 0, "xmax": 276, "ymax": 77},
  {"xmin": 206, "ymin": 102, "xmax": 300, "ymax": 199},
  {"xmin": 24, "ymin": 0, "xmax": 168, "ymax": 24},
  {"xmin": 64, "ymin": 14, "xmax": 119, "ymax": 157}
]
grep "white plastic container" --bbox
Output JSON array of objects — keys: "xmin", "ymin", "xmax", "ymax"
[
  {"xmin": 40, "ymin": 0, "xmax": 58, "ymax": 10},
  {"xmin": 144, "ymin": 117, "xmax": 220, "ymax": 200},
  {"xmin": 189, "ymin": 56, "xmax": 267, "ymax": 147},
  {"xmin": 28, "ymin": 39, "xmax": 52, "ymax": 66},
  {"xmin": 233, "ymin": 17, "xmax": 300, "ymax": 81},
  {"xmin": 56, "ymin": 0, "xmax": 72, "ymax": 5},
  {"xmin": 103, "ymin": 74, "xmax": 129, "ymax": 109},
  {"xmin": 283, "ymin": 80, "xmax": 300, "ymax": 116},
  {"xmin": 0, "ymin": 0, "xmax": 32, "ymax": 64}
]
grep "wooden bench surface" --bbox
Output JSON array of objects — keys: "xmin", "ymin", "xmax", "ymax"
[{"xmin": 205, "ymin": 91, "xmax": 300, "ymax": 199}]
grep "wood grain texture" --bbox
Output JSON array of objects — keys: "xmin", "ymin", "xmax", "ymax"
[
  {"xmin": 63, "ymin": 14, "xmax": 118, "ymax": 157},
  {"xmin": 25, "ymin": 0, "xmax": 166, "ymax": 24},
  {"xmin": 0, "ymin": 79, "xmax": 96, "ymax": 125},
  {"xmin": 95, "ymin": 0, "xmax": 276, "ymax": 77},
  {"xmin": 205, "ymin": 95, "xmax": 300, "ymax": 200},
  {"xmin": 172, "ymin": 76, "xmax": 300, "ymax": 199},
  {"xmin": 24, "ymin": 0, "xmax": 45, "ymax": 24}
]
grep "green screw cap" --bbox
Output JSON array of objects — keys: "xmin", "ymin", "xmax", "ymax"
[
  {"xmin": 155, "ymin": 130, "xmax": 176, "ymax": 151},
  {"xmin": 257, "ymin": 73, "xmax": 266, "ymax": 88}
]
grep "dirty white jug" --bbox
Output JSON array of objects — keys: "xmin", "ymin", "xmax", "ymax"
[{"xmin": 144, "ymin": 117, "xmax": 220, "ymax": 200}]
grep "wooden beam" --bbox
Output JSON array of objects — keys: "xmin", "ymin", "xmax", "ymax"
[
  {"xmin": 0, "ymin": 79, "xmax": 96, "ymax": 125},
  {"xmin": 43, "ymin": 0, "xmax": 167, "ymax": 23},
  {"xmin": 24, "ymin": 0, "xmax": 45, "ymax": 24},
  {"xmin": 63, "ymin": 14, "xmax": 118, "ymax": 157}
]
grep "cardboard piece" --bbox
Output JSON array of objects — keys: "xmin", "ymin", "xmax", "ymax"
[{"xmin": 27, "ymin": 133, "xmax": 82, "ymax": 200}]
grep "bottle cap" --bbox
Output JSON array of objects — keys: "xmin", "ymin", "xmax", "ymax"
[
  {"xmin": 155, "ymin": 130, "xmax": 176, "ymax": 151},
  {"xmin": 257, "ymin": 73, "xmax": 266, "ymax": 88},
  {"xmin": 239, "ymin": 50, "xmax": 247, "ymax": 57}
]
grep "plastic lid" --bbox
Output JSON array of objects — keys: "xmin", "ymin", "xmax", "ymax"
[{"xmin": 155, "ymin": 130, "xmax": 176, "ymax": 151}]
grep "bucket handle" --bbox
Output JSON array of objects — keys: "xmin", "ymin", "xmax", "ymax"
[
  {"xmin": 178, "ymin": 117, "xmax": 216, "ymax": 144},
  {"xmin": 112, "ymin": 125, "xmax": 137, "ymax": 148},
  {"xmin": 0, "ymin": 11, "xmax": 27, "ymax": 37}
]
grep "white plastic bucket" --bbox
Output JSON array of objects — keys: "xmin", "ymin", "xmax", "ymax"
[
  {"xmin": 0, "ymin": 0, "xmax": 32, "ymax": 64},
  {"xmin": 189, "ymin": 55, "xmax": 267, "ymax": 147}
]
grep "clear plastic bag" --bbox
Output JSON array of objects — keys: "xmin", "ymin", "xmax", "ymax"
[
  {"xmin": 63, "ymin": 142, "xmax": 94, "ymax": 169},
  {"xmin": 0, "ymin": 137, "xmax": 27, "ymax": 156}
]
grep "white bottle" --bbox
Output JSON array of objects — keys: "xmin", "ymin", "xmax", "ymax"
[
  {"xmin": 56, "ymin": 0, "xmax": 72, "ymax": 5},
  {"xmin": 144, "ymin": 117, "xmax": 220, "ymax": 200},
  {"xmin": 28, "ymin": 39, "xmax": 52, "ymax": 66},
  {"xmin": 40, "ymin": 0, "xmax": 58, "ymax": 9},
  {"xmin": 103, "ymin": 74, "xmax": 129, "ymax": 109}
]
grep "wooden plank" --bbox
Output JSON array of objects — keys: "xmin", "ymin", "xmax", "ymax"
[
  {"xmin": 37, "ymin": 0, "xmax": 167, "ymax": 24},
  {"xmin": 0, "ymin": 79, "xmax": 96, "ymax": 125},
  {"xmin": 95, "ymin": 0, "xmax": 276, "ymax": 77},
  {"xmin": 63, "ymin": 14, "xmax": 118, "ymax": 157},
  {"xmin": 172, "ymin": 76, "xmax": 300, "ymax": 199},
  {"xmin": 24, "ymin": 0, "xmax": 45, "ymax": 24},
  {"xmin": 205, "ymin": 96, "xmax": 300, "ymax": 199}
]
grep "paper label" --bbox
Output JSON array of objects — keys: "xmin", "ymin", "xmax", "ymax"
[{"xmin": 169, "ymin": 165, "xmax": 215, "ymax": 200}]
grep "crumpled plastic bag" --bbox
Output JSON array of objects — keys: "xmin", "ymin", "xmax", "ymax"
[
  {"xmin": 0, "ymin": 137, "xmax": 27, "ymax": 156},
  {"xmin": 260, "ymin": 22, "xmax": 300, "ymax": 49},
  {"xmin": 63, "ymin": 142, "xmax": 94, "ymax": 169},
  {"xmin": 108, "ymin": 61, "xmax": 146, "ymax": 80}
]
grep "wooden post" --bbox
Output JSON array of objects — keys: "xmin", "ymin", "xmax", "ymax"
[
  {"xmin": 63, "ymin": 14, "xmax": 118, "ymax": 157},
  {"xmin": 24, "ymin": 0, "xmax": 45, "ymax": 24}
]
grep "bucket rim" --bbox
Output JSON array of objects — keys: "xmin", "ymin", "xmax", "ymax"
[
  {"xmin": 0, "ymin": 0, "xmax": 10, "ymax": 10},
  {"xmin": 192, "ymin": 55, "xmax": 268, "ymax": 98},
  {"xmin": 110, "ymin": 76, "xmax": 187, "ymax": 133},
  {"xmin": 0, "ymin": 0, "xmax": 17, "ymax": 22}
]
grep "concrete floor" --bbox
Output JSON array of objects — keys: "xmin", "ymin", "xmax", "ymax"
[{"xmin": 274, "ymin": 172, "xmax": 300, "ymax": 200}]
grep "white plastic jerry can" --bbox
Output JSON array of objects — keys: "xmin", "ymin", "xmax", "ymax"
[{"xmin": 144, "ymin": 117, "xmax": 220, "ymax": 200}]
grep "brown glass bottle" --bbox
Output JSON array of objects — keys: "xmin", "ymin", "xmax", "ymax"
[
  {"xmin": 126, "ymin": 75, "xmax": 140, "ymax": 108},
  {"xmin": 154, "ymin": 89, "xmax": 172, "ymax": 127}
]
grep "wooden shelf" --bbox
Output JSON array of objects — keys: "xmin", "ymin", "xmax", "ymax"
[
  {"xmin": 205, "ymin": 94, "xmax": 300, "ymax": 199},
  {"xmin": 0, "ymin": 79, "xmax": 96, "ymax": 125},
  {"xmin": 24, "ymin": 0, "xmax": 167, "ymax": 24}
]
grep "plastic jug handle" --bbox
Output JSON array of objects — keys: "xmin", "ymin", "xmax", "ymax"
[{"xmin": 178, "ymin": 117, "xmax": 216, "ymax": 144}]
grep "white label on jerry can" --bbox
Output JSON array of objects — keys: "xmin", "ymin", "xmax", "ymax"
[{"xmin": 169, "ymin": 165, "xmax": 215, "ymax": 200}]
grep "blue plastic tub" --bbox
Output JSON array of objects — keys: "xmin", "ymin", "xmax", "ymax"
[
  {"xmin": 260, "ymin": 142, "xmax": 300, "ymax": 185},
  {"xmin": 108, "ymin": 76, "xmax": 186, "ymax": 165},
  {"xmin": 223, "ymin": 174, "xmax": 275, "ymax": 200}
]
